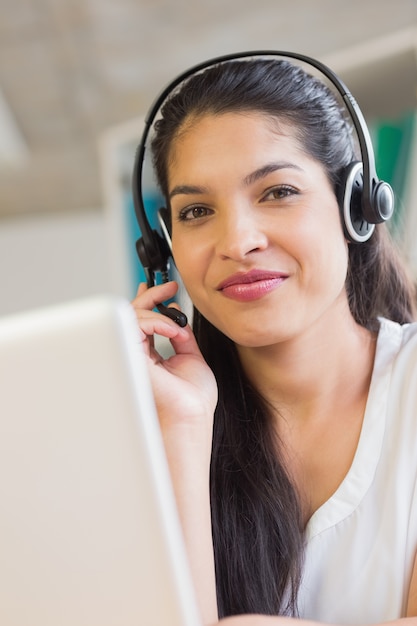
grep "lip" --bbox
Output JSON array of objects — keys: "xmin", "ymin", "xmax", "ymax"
[{"xmin": 216, "ymin": 269, "xmax": 288, "ymax": 302}]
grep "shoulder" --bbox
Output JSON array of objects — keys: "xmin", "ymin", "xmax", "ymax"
[
  {"xmin": 375, "ymin": 317, "xmax": 417, "ymax": 418},
  {"xmin": 377, "ymin": 317, "xmax": 417, "ymax": 365}
]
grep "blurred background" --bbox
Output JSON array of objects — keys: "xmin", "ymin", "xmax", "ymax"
[{"xmin": 0, "ymin": 0, "xmax": 416, "ymax": 316}]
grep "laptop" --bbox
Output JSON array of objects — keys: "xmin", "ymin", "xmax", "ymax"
[{"xmin": 0, "ymin": 295, "xmax": 201, "ymax": 626}]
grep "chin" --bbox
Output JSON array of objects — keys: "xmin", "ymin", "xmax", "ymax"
[
  {"xmin": 199, "ymin": 303, "xmax": 298, "ymax": 347},
  {"xmin": 220, "ymin": 324, "xmax": 286, "ymax": 349}
]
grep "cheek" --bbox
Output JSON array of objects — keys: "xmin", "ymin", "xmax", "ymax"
[
  {"xmin": 315, "ymin": 234, "xmax": 350, "ymax": 296},
  {"xmin": 173, "ymin": 246, "xmax": 215, "ymax": 319},
  {"xmin": 329, "ymin": 243, "xmax": 349, "ymax": 286},
  {"xmin": 172, "ymin": 240, "xmax": 201, "ymax": 294},
  {"xmin": 172, "ymin": 226, "xmax": 210, "ymax": 279},
  {"xmin": 297, "ymin": 204, "xmax": 349, "ymax": 288}
]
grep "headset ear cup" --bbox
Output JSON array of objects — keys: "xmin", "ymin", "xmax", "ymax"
[
  {"xmin": 135, "ymin": 229, "xmax": 170, "ymax": 275},
  {"xmin": 338, "ymin": 162, "xmax": 375, "ymax": 243},
  {"xmin": 372, "ymin": 180, "xmax": 395, "ymax": 223},
  {"xmin": 135, "ymin": 236, "xmax": 151, "ymax": 270}
]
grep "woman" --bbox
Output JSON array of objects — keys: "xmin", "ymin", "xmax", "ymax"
[{"xmin": 132, "ymin": 57, "xmax": 417, "ymax": 625}]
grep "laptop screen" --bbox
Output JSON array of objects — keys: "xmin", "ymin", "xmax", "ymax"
[{"xmin": 0, "ymin": 296, "xmax": 200, "ymax": 626}]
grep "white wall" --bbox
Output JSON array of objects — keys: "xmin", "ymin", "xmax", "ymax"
[{"xmin": 0, "ymin": 209, "xmax": 116, "ymax": 317}]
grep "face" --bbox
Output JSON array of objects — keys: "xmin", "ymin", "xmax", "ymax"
[{"xmin": 168, "ymin": 112, "xmax": 350, "ymax": 348}]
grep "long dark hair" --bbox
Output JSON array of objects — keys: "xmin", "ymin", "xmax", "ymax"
[{"xmin": 150, "ymin": 58, "xmax": 417, "ymax": 617}]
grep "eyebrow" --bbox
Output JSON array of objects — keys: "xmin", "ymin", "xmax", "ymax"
[
  {"xmin": 243, "ymin": 161, "xmax": 303, "ymax": 186},
  {"xmin": 169, "ymin": 184, "xmax": 208, "ymax": 200},
  {"xmin": 168, "ymin": 161, "xmax": 303, "ymax": 199}
]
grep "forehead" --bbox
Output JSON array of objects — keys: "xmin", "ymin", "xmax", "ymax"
[{"xmin": 167, "ymin": 111, "xmax": 305, "ymax": 169}]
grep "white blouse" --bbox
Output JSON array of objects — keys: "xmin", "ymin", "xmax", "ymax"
[{"xmin": 298, "ymin": 318, "xmax": 417, "ymax": 624}]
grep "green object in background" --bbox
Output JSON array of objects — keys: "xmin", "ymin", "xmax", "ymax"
[{"xmin": 372, "ymin": 111, "xmax": 416, "ymax": 236}]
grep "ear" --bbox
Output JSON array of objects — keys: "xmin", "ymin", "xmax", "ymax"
[{"xmin": 337, "ymin": 162, "xmax": 375, "ymax": 243}]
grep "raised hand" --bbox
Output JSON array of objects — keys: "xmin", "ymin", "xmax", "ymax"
[{"xmin": 132, "ymin": 281, "xmax": 217, "ymax": 439}]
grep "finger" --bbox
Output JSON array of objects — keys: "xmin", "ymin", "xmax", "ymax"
[
  {"xmin": 132, "ymin": 282, "xmax": 189, "ymax": 334},
  {"xmin": 135, "ymin": 316, "xmax": 180, "ymax": 359},
  {"xmin": 132, "ymin": 281, "xmax": 192, "ymax": 351},
  {"xmin": 132, "ymin": 281, "xmax": 179, "ymax": 312},
  {"xmin": 135, "ymin": 282, "xmax": 148, "ymax": 298},
  {"xmin": 138, "ymin": 313, "xmax": 189, "ymax": 341},
  {"xmin": 135, "ymin": 304, "xmax": 199, "ymax": 360},
  {"xmin": 138, "ymin": 316, "xmax": 194, "ymax": 365},
  {"xmin": 169, "ymin": 321, "xmax": 204, "ymax": 357}
]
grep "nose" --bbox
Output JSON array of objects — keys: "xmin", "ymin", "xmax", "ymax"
[{"xmin": 215, "ymin": 205, "xmax": 268, "ymax": 261}]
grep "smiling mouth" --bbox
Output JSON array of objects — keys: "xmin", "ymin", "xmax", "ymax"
[{"xmin": 217, "ymin": 270, "xmax": 288, "ymax": 302}]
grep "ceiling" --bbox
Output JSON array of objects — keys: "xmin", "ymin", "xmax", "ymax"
[{"xmin": 1, "ymin": 0, "xmax": 417, "ymax": 218}]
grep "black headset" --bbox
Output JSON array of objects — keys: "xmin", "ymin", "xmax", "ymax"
[{"xmin": 132, "ymin": 51, "xmax": 395, "ymax": 327}]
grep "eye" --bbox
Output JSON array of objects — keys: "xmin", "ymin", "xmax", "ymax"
[
  {"xmin": 177, "ymin": 205, "xmax": 213, "ymax": 221},
  {"xmin": 261, "ymin": 185, "xmax": 298, "ymax": 202}
]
